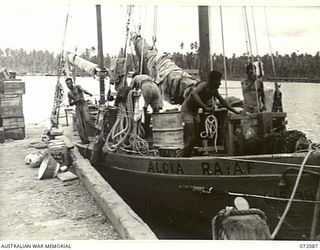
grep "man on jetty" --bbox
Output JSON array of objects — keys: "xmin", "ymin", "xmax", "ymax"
[
  {"xmin": 241, "ymin": 62, "xmax": 266, "ymax": 113},
  {"xmin": 180, "ymin": 70, "xmax": 240, "ymax": 157},
  {"xmin": 65, "ymin": 78, "xmax": 95, "ymax": 144}
]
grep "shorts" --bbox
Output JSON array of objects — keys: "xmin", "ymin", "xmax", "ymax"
[
  {"xmin": 141, "ymin": 82, "xmax": 163, "ymax": 110},
  {"xmin": 180, "ymin": 105, "xmax": 200, "ymax": 124}
]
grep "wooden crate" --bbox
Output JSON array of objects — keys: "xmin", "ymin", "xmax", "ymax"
[
  {"xmin": 2, "ymin": 116, "xmax": 25, "ymax": 130},
  {"xmin": 0, "ymin": 127, "xmax": 4, "ymax": 143},
  {"xmin": 0, "ymin": 94, "xmax": 23, "ymax": 118},
  {"xmin": 4, "ymin": 127, "xmax": 25, "ymax": 140},
  {"xmin": 0, "ymin": 80, "xmax": 25, "ymax": 94}
]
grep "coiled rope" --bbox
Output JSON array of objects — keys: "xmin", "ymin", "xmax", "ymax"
[
  {"xmin": 200, "ymin": 115, "xmax": 219, "ymax": 152},
  {"xmin": 213, "ymin": 207, "xmax": 269, "ymax": 240},
  {"xmin": 103, "ymin": 90, "xmax": 149, "ymax": 155}
]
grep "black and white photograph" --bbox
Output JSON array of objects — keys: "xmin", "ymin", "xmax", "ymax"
[{"xmin": 0, "ymin": 0, "xmax": 319, "ymax": 249}]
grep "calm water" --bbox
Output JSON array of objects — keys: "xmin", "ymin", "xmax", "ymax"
[{"xmin": 21, "ymin": 76, "xmax": 320, "ymax": 142}]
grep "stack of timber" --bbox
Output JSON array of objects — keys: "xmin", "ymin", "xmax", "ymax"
[{"xmin": 0, "ymin": 77, "xmax": 26, "ymax": 140}]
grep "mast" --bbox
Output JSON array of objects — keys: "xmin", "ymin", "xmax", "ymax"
[
  {"xmin": 198, "ymin": 6, "xmax": 211, "ymax": 82},
  {"xmin": 96, "ymin": 5, "xmax": 105, "ymax": 105}
]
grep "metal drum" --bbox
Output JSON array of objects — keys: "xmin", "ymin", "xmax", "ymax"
[{"xmin": 152, "ymin": 111, "xmax": 184, "ymax": 148}]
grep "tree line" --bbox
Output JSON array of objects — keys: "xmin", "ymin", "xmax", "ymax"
[
  {"xmin": 0, "ymin": 48, "xmax": 57, "ymax": 75},
  {"xmin": 171, "ymin": 51, "xmax": 320, "ymax": 80},
  {"xmin": 1, "ymin": 47, "xmax": 320, "ymax": 81}
]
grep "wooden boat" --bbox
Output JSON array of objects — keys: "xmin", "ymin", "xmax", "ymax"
[
  {"xmin": 76, "ymin": 110, "xmax": 320, "ymax": 239},
  {"xmin": 70, "ymin": 6, "xmax": 320, "ymax": 239}
]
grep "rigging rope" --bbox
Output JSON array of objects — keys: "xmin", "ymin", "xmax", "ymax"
[
  {"xmin": 139, "ymin": 6, "xmax": 147, "ymax": 75},
  {"xmin": 243, "ymin": 6, "xmax": 260, "ymax": 112},
  {"xmin": 264, "ymin": 6, "xmax": 283, "ymax": 112},
  {"xmin": 51, "ymin": 6, "xmax": 70, "ymax": 129},
  {"xmin": 264, "ymin": 6, "xmax": 277, "ymax": 79},
  {"xmin": 219, "ymin": 6, "xmax": 229, "ymax": 100},
  {"xmin": 242, "ymin": 7, "xmax": 250, "ymax": 61},
  {"xmin": 251, "ymin": 6, "xmax": 259, "ymax": 56},
  {"xmin": 137, "ymin": 5, "xmax": 143, "ymax": 35},
  {"xmin": 58, "ymin": 6, "xmax": 70, "ymax": 81},
  {"xmin": 152, "ymin": 5, "xmax": 158, "ymax": 50},
  {"xmin": 123, "ymin": 5, "xmax": 134, "ymax": 56},
  {"xmin": 243, "ymin": 6, "xmax": 254, "ymax": 63}
]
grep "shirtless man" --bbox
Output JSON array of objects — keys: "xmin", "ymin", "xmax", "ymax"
[
  {"xmin": 66, "ymin": 78, "xmax": 94, "ymax": 144},
  {"xmin": 130, "ymin": 72, "xmax": 163, "ymax": 113},
  {"xmin": 180, "ymin": 70, "xmax": 240, "ymax": 157},
  {"xmin": 241, "ymin": 62, "xmax": 266, "ymax": 113},
  {"xmin": 130, "ymin": 72, "xmax": 163, "ymax": 137}
]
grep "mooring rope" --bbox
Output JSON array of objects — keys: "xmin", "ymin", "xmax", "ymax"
[{"xmin": 271, "ymin": 143, "xmax": 319, "ymax": 239}]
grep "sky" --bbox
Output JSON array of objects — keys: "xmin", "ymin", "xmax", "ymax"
[{"xmin": 0, "ymin": 0, "xmax": 320, "ymax": 57}]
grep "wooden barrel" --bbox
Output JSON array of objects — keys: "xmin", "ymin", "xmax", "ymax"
[{"xmin": 152, "ymin": 111, "xmax": 184, "ymax": 148}]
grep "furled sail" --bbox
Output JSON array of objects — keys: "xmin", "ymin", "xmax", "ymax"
[
  {"xmin": 130, "ymin": 32, "xmax": 198, "ymax": 105},
  {"xmin": 65, "ymin": 52, "xmax": 99, "ymax": 75}
]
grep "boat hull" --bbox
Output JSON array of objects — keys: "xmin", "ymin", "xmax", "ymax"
[{"xmin": 78, "ymin": 145, "xmax": 320, "ymax": 239}]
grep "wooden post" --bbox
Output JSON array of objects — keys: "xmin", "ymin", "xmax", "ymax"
[
  {"xmin": 96, "ymin": 5, "xmax": 105, "ymax": 105},
  {"xmin": 198, "ymin": 6, "xmax": 211, "ymax": 82},
  {"xmin": 226, "ymin": 118, "xmax": 235, "ymax": 155}
]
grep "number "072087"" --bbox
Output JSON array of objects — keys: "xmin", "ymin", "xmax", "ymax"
[{"xmin": 300, "ymin": 244, "xmax": 318, "ymax": 248}]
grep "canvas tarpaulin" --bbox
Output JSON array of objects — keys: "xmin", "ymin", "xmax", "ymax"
[{"xmin": 131, "ymin": 32, "xmax": 198, "ymax": 104}]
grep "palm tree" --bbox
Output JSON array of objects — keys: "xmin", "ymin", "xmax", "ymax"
[
  {"xmin": 194, "ymin": 41, "xmax": 198, "ymax": 51},
  {"xmin": 179, "ymin": 42, "xmax": 184, "ymax": 51},
  {"xmin": 190, "ymin": 42, "xmax": 194, "ymax": 51}
]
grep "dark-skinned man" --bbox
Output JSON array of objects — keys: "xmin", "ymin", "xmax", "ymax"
[
  {"xmin": 180, "ymin": 70, "xmax": 240, "ymax": 157},
  {"xmin": 66, "ymin": 77, "xmax": 95, "ymax": 144}
]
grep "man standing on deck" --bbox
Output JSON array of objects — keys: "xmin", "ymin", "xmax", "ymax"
[
  {"xmin": 130, "ymin": 72, "xmax": 163, "ymax": 113},
  {"xmin": 241, "ymin": 62, "xmax": 266, "ymax": 113},
  {"xmin": 130, "ymin": 72, "xmax": 163, "ymax": 137},
  {"xmin": 180, "ymin": 70, "xmax": 240, "ymax": 157},
  {"xmin": 65, "ymin": 78, "xmax": 94, "ymax": 144}
]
